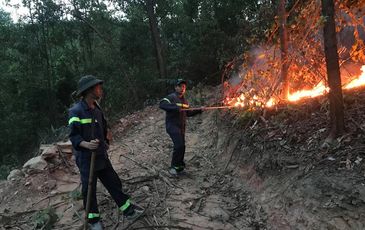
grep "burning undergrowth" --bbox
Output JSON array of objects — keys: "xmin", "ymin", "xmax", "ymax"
[
  {"xmin": 222, "ymin": 1, "xmax": 365, "ymax": 110},
  {"xmin": 218, "ymin": 84, "xmax": 365, "ymax": 178}
]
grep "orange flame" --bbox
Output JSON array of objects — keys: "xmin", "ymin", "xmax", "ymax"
[
  {"xmin": 225, "ymin": 94, "xmax": 277, "ymax": 108},
  {"xmin": 344, "ymin": 65, "xmax": 365, "ymax": 89},
  {"xmin": 287, "ymin": 81, "xmax": 329, "ymax": 102},
  {"xmin": 225, "ymin": 65, "xmax": 365, "ymax": 108},
  {"xmin": 266, "ymin": 98, "xmax": 276, "ymax": 107}
]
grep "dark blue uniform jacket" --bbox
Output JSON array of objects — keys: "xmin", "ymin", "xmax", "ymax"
[
  {"xmin": 68, "ymin": 100, "xmax": 109, "ymax": 171},
  {"xmin": 159, "ymin": 92, "xmax": 201, "ymax": 134}
]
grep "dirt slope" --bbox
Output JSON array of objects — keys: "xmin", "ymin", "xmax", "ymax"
[
  {"xmin": 107, "ymin": 106, "xmax": 267, "ymax": 230},
  {"xmin": 0, "ymin": 105, "xmax": 265, "ymax": 230},
  {"xmin": 1, "ymin": 88, "xmax": 365, "ymax": 230}
]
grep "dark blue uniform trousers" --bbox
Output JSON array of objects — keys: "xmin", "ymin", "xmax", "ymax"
[
  {"xmin": 77, "ymin": 157, "xmax": 129, "ymax": 223},
  {"xmin": 168, "ymin": 130, "xmax": 186, "ymax": 170}
]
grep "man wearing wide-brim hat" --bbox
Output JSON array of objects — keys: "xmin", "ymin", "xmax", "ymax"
[{"xmin": 68, "ymin": 75, "xmax": 143, "ymax": 230}]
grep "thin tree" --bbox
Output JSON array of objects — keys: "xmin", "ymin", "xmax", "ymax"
[
  {"xmin": 321, "ymin": 0, "xmax": 345, "ymax": 140},
  {"xmin": 145, "ymin": 0, "xmax": 167, "ymax": 80},
  {"xmin": 279, "ymin": 0, "xmax": 289, "ymax": 99}
]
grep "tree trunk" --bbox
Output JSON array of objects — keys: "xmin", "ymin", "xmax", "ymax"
[
  {"xmin": 145, "ymin": 0, "xmax": 167, "ymax": 79},
  {"xmin": 279, "ymin": 0, "xmax": 289, "ymax": 98},
  {"xmin": 321, "ymin": 0, "xmax": 345, "ymax": 139}
]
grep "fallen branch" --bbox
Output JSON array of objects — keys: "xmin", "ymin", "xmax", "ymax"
[
  {"xmin": 142, "ymin": 217, "xmax": 158, "ymax": 230},
  {"xmin": 121, "ymin": 201, "xmax": 152, "ymax": 230},
  {"xmin": 0, "ymin": 209, "xmax": 38, "ymax": 217},
  {"xmin": 124, "ymin": 175, "xmax": 159, "ymax": 184},
  {"xmin": 157, "ymin": 172, "xmax": 177, "ymax": 188},
  {"xmin": 132, "ymin": 226, "xmax": 192, "ymax": 230},
  {"xmin": 201, "ymin": 154, "xmax": 215, "ymax": 168},
  {"xmin": 224, "ymin": 137, "xmax": 242, "ymax": 171},
  {"xmin": 153, "ymin": 215, "xmax": 159, "ymax": 226},
  {"xmin": 152, "ymin": 179, "xmax": 166, "ymax": 209},
  {"xmin": 56, "ymin": 146, "xmax": 74, "ymax": 173},
  {"xmin": 119, "ymin": 152, "xmax": 178, "ymax": 188},
  {"xmin": 119, "ymin": 146, "xmax": 155, "ymax": 173},
  {"xmin": 153, "ymin": 179, "xmax": 161, "ymax": 201},
  {"xmin": 349, "ymin": 116, "xmax": 365, "ymax": 133},
  {"xmin": 32, "ymin": 191, "xmax": 69, "ymax": 207},
  {"xmin": 170, "ymin": 218, "xmax": 213, "ymax": 229}
]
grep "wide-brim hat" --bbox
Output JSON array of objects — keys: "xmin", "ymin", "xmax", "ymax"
[
  {"xmin": 76, "ymin": 75, "xmax": 103, "ymax": 96},
  {"xmin": 175, "ymin": 78, "xmax": 187, "ymax": 86}
]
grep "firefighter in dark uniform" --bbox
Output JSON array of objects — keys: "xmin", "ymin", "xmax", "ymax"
[
  {"xmin": 68, "ymin": 75, "xmax": 143, "ymax": 230},
  {"xmin": 159, "ymin": 79, "xmax": 203, "ymax": 176}
]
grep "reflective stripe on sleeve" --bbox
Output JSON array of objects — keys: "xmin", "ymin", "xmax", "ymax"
[
  {"xmin": 68, "ymin": 117, "xmax": 92, "ymax": 125},
  {"xmin": 176, "ymin": 103, "xmax": 189, "ymax": 108},
  {"xmin": 68, "ymin": 117, "xmax": 80, "ymax": 125},
  {"xmin": 80, "ymin": 118, "xmax": 92, "ymax": 124},
  {"xmin": 161, "ymin": 98, "xmax": 171, "ymax": 103}
]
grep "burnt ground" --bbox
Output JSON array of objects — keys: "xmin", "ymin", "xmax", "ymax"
[{"xmin": 1, "ymin": 86, "xmax": 365, "ymax": 230}]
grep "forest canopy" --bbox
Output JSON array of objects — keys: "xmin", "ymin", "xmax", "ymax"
[{"xmin": 0, "ymin": 0, "xmax": 274, "ymax": 178}]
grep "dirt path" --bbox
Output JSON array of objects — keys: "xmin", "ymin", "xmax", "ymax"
[
  {"xmin": 97, "ymin": 106, "xmax": 266, "ymax": 230},
  {"xmin": 0, "ymin": 105, "xmax": 266, "ymax": 230}
]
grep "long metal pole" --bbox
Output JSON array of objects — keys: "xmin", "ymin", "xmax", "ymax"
[
  {"xmin": 84, "ymin": 108, "xmax": 96, "ymax": 230},
  {"xmin": 182, "ymin": 106, "xmax": 235, "ymax": 111}
]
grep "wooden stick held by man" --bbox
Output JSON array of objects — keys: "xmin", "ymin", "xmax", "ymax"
[{"xmin": 68, "ymin": 75, "xmax": 144, "ymax": 230}]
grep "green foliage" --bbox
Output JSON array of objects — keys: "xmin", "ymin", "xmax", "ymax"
[
  {"xmin": 0, "ymin": 8, "xmax": 11, "ymax": 26},
  {"xmin": 159, "ymin": 0, "xmax": 274, "ymax": 85},
  {"xmin": 185, "ymin": 85, "xmax": 205, "ymax": 106},
  {"xmin": 0, "ymin": 164, "xmax": 13, "ymax": 180},
  {"xmin": 0, "ymin": 0, "xmax": 274, "ymax": 171},
  {"xmin": 32, "ymin": 207, "xmax": 58, "ymax": 230}
]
